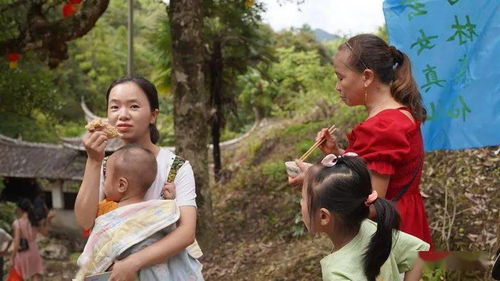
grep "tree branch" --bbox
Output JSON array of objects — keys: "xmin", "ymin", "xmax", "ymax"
[{"xmin": 0, "ymin": 0, "xmax": 110, "ymax": 68}]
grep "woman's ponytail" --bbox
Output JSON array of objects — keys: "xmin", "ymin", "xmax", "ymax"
[
  {"xmin": 390, "ymin": 50, "xmax": 427, "ymax": 122},
  {"xmin": 149, "ymin": 124, "xmax": 160, "ymax": 144},
  {"xmin": 363, "ymin": 198, "xmax": 400, "ymax": 281}
]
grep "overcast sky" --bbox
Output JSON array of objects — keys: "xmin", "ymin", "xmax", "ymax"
[{"xmin": 261, "ymin": 0, "xmax": 385, "ymax": 36}]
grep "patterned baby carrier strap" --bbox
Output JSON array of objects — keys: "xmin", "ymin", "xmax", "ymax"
[
  {"xmin": 160, "ymin": 155, "xmax": 186, "ymax": 199},
  {"xmin": 161, "ymin": 155, "xmax": 203, "ymax": 259}
]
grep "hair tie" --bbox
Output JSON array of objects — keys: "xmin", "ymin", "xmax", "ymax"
[
  {"xmin": 389, "ymin": 46, "xmax": 404, "ymax": 65},
  {"xmin": 321, "ymin": 154, "xmax": 338, "ymax": 167},
  {"xmin": 364, "ymin": 190, "xmax": 378, "ymax": 206},
  {"xmin": 320, "ymin": 152, "xmax": 359, "ymax": 167},
  {"xmin": 342, "ymin": 152, "xmax": 358, "ymax": 157}
]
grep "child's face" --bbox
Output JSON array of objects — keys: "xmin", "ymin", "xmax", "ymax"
[
  {"xmin": 301, "ymin": 174, "xmax": 332, "ymax": 234},
  {"xmin": 300, "ymin": 180, "xmax": 313, "ymax": 232},
  {"xmin": 103, "ymin": 157, "xmax": 123, "ymax": 202}
]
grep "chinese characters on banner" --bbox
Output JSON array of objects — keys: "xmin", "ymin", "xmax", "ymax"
[{"xmin": 383, "ymin": 0, "xmax": 500, "ymax": 151}]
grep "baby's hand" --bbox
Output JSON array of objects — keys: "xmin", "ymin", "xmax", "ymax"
[{"xmin": 161, "ymin": 182, "xmax": 176, "ymax": 199}]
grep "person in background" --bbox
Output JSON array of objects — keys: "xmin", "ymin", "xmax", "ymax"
[{"xmin": 0, "ymin": 226, "xmax": 13, "ymax": 279}]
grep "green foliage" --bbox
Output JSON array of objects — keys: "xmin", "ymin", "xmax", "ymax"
[
  {"xmin": 273, "ymin": 25, "xmax": 334, "ymax": 65},
  {"xmin": 54, "ymin": 121, "xmax": 86, "ymax": 138},
  {"xmin": 238, "ymin": 46, "xmax": 338, "ymax": 120},
  {"xmin": 151, "ymin": 19, "xmax": 172, "ymax": 94},
  {"xmin": 261, "ymin": 161, "xmax": 287, "ymax": 183},
  {"xmin": 59, "ymin": 0, "xmax": 167, "ymax": 116},
  {"xmin": 377, "ymin": 25, "xmax": 389, "ymax": 43},
  {"xmin": 291, "ymin": 207, "xmax": 306, "ymax": 237},
  {"xmin": 421, "ymin": 262, "xmax": 446, "ymax": 281},
  {"xmin": 0, "ymin": 202, "xmax": 17, "ymax": 233},
  {"xmin": 0, "ymin": 111, "xmax": 60, "ymax": 142},
  {"xmin": 0, "ymin": 0, "xmax": 169, "ymax": 142},
  {"xmin": 220, "ymin": 127, "xmax": 241, "ymax": 142},
  {"xmin": 156, "ymin": 105, "xmax": 175, "ymax": 147},
  {"xmin": 0, "ymin": 0, "xmax": 28, "ymax": 43},
  {"xmin": 0, "ymin": 53, "xmax": 62, "ymax": 116},
  {"xmin": 69, "ymin": 252, "xmax": 82, "ymax": 263}
]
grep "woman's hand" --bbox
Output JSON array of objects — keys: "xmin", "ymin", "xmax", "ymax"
[
  {"xmin": 162, "ymin": 182, "xmax": 176, "ymax": 199},
  {"xmin": 288, "ymin": 160, "xmax": 313, "ymax": 188},
  {"xmin": 316, "ymin": 128, "xmax": 341, "ymax": 155},
  {"xmin": 83, "ymin": 131, "xmax": 108, "ymax": 162},
  {"xmin": 109, "ymin": 257, "xmax": 140, "ymax": 281}
]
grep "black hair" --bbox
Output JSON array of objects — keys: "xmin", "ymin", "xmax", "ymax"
[
  {"xmin": 105, "ymin": 76, "xmax": 160, "ymax": 144},
  {"xmin": 111, "ymin": 144, "xmax": 158, "ymax": 192},
  {"xmin": 17, "ymin": 198, "xmax": 40, "ymax": 227},
  {"xmin": 305, "ymin": 156, "xmax": 400, "ymax": 281}
]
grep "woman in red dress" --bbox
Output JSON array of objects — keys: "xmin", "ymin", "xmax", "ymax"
[{"xmin": 291, "ymin": 34, "xmax": 432, "ymax": 245}]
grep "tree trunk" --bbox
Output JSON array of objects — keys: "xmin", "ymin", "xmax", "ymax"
[
  {"xmin": 168, "ymin": 0, "xmax": 213, "ymax": 249},
  {"xmin": 209, "ymin": 39, "xmax": 224, "ymax": 182}
]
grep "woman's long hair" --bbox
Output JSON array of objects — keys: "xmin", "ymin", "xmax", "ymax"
[{"xmin": 17, "ymin": 198, "xmax": 39, "ymax": 227}]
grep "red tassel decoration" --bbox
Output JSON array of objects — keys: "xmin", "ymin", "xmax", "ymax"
[
  {"xmin": 7, "ymin": 53, "xmax": 20, "ymax": 69},
  {"xmin": 62, "ymin": 3, "xmax": 76, "ymax": 17}
]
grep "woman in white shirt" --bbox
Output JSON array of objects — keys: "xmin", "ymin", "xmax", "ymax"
[{"xmin": 75, "ymin": 76, "xmax": 198, "ymax": 281}]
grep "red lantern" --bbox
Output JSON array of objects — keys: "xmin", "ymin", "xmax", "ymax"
[
  {"xmin": 7, "ymin": 53, "xmax": 20, "ymax": 69},
  {"xmin": 62, "ymin": 3, "xmax": 76, "ymax": 17}
]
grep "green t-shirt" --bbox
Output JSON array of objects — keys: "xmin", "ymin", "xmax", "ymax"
[{"xmin": 320, "ymin": 219, "xmax": 430, "ymax": 281}]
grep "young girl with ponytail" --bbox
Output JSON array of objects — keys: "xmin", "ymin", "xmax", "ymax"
[
  {"xmin": 301, "ymin": 154, "xmax": 429, "ymax": 281},
  {"xmin": 291, "ymin": 34, "xmax": 432, "ymax": 245}
]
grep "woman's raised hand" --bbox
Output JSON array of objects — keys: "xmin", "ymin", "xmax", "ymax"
[
  {"xmin": 316, "ymin": 128, "xmax": 340, "ymax": 155},
  {"xmin": 83, "ymin": 131, "xmax": 108, "ymax": 162}
]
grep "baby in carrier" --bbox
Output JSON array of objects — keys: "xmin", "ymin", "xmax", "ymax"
[{"xmin": 76, "ymin": 144, "xmax": 203, "ymax": 281}]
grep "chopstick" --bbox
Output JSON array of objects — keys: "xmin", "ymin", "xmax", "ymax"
[{"xmin": 299, "ymin": 124, "xmax": 337, "ymax": 162}]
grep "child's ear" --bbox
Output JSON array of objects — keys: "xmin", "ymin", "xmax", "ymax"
[
  {"xmin": 319, "ymin": 208, "xmax": 332, "ymax": 227},
  {"xmin": 117, "ymin": 177, "xmax": 128, "ymax": 193}
]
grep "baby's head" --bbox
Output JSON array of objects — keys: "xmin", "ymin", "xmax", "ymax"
[{"xmin": 103, "ymin": 144, "xmax": 157, "ymax": 202}]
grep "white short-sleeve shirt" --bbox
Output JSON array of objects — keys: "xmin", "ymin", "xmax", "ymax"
[{"xmin": 99, "ymin": 147, "xmax": 197, "ymax": 207}]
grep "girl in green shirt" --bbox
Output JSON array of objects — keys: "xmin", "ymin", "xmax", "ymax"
[{"xmin": 301, "ymin": 154, "xmax": 429, "ymax": 281}]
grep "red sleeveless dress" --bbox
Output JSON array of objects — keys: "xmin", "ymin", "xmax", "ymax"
[{"xmin": 345, "ymin": 107, "xmax": 433, "ymax": 245}]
